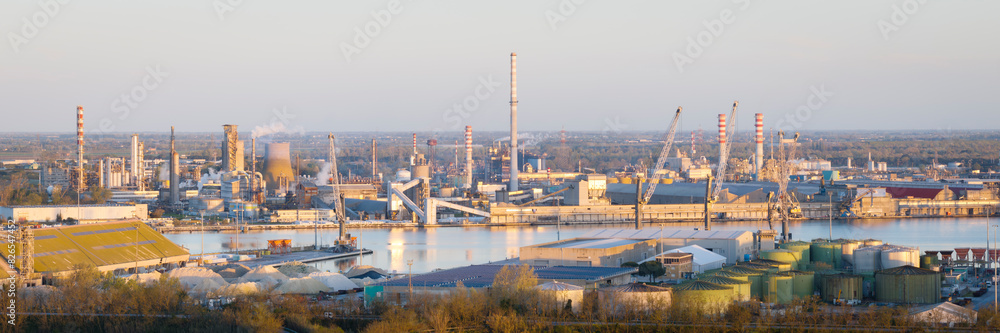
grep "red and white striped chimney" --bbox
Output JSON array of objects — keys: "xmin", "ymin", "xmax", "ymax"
[
  {"xmin": 465, "ymin": 125, "xmax": 473, "ymax": 188},
  {"xmin": 755, "ymin": 113, "xmax": 764, "ymax": 180},
  {"xmin": 412, "ymin": 133, "xmax": 417, "ymax": 155},
  {"xmin": 77, "ymin": 106, "xmax": 85, "ymax": 190},
  {"xmin": 717, "ymin": 114, "xmax": 726, "ymax": 145}
]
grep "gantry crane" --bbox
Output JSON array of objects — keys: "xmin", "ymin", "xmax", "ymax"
[
  {"xmin": 634, "ymin": 107, "xmax": 682, "ymax": 229},
  {"xmin": 705, "ymin": 101, "xmax": 739, "ymax": 231}
]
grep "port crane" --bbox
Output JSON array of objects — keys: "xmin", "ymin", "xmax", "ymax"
[
  {"xmin": 840, "ymin": 188, "xmax": 877, "ymax": 218},
  {"xmin": 328, "ymin": 133, "xmax": 350, "ymax": 250},
  {"xmin": 705, "ymin": 101, "xmax": 740, "ymax": 231},
  {"xmin": 772, "ymin": 131, "xmax": 802, "ymax": 242},
  {"xmin": 634, "ymin": 107, "xmax": 682, "ymax": 229}
]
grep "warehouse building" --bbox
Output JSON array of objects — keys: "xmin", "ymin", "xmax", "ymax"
[
  {"xmin": 520, "ymin": 238, "xmax": 658, "ymax": 267},
  {"xmin": 0, "ymin": 203, "xmax": 148, "ymax": 223},
  {"xmin": 0, "ymin": 220, "xmax": 189, "ymax": 276},
  {"xmin": 580, "ymin": 228, "xmax": 754, "ymax": 265},
  {"xmin": 365, "ymin": 264, "xmax": 636, "ymax": 305},
  {"xmin": 641, "ymin": 244, "xmax": 727, "ymax": 274}
]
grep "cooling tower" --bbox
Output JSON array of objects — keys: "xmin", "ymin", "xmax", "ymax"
[{"xmin": 262, "ymin": 142, "xmax": 294, "ymax": 193}]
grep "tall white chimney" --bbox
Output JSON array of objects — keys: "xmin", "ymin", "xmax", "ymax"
[
  {"xmin": 509, "ymin": 52, "xmax": 518, "ymax": 191},
  {"xmin": 465, "ymin": 125, "xmax": 473, "ymax": 189}
]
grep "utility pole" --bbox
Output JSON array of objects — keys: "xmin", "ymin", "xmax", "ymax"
[
  {"xmin": 407, "ymin": 259, "xmax": 414, "ymax": 299},
  {"xmin": 634, "ymin": 176, "xmax": 642, "ymax": 229},
  {"xmin": 704, "ymin": 175, "xmax": 713, "ymax": 231}
]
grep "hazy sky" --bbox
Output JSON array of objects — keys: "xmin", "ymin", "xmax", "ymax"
[{"xmin": 1, "ymin": 1, "xmax": 997, "ymax": 134}]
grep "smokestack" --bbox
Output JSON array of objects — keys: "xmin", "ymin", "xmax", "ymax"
[
  {"xmin": 718, "ymin": 114, "xmax": 727, "ymax": 145},
  {"xmin": 465, "ymin": 125, "xmax": 473, "ymax": 188},
  {"xmin": 371, "ymin": 139, "xmax": 378, "ymax": 179},
  {"xmin": 222, "ymin": 125, "xmax": 242, "ymax": 172},
  {"xmin": 137, "ymin": 141, "xmax": 145, "ymax": 190},
  {"xmin": 99, "ymin": 159, "xmax": 104, "ymax": 188},
  {"xmin": 250, "ymin": 137, "xmax": 256, "ymax": 202},
  {"xmin": 690, "ymin": 131, "xmax": 696, "ymax": 156},
  {"xmin": 170, "ymin": 126, "xmax": 179, "ymax": 204},
  {"xmin": 76, "ymin": 106, "xmax": 85, "ymax": 191},
  {"xmin": 509, "ymin": 52, "xmax": 518, "ymax": 191},
  {"xmin": 755, "ymin": 113, "xmax": 764, "ymax": 181},
  {"xmin": 411, "ymin": 133, "xmax": 417, "ymax": 166},
  {"xmin": 130, "ymin": 134, "xmax": 139, "ymax": 186}
]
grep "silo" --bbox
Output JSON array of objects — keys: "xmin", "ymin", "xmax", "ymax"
[
  {"xmin": 700, "ymin": 276, "xmax": 752, "ymax": 302},
  {"xmin": 760, "ymin": 250, "xmax": 799, "ymax": 270},
  {"xmin": 779, "ymin": 241, "xmax": 812, "ymax": 268},
  {"xmin": 862, "ymin": 239, "xmax": 883, "ymax": 247},
  {"xmin": 838, "ymin": 239, "xmax": 862, "ymax": 266},
  {"xmin": 710, "ymin": 270, "xmax": 749, "ymax": 282},
  {"xmin": 875, "ymin": 265, "xmax": 941, "ymax": 304},
  {"xmin": 853, "ymin": 245, "xmax": 883, "ymax": 273},
  {"xmin": 919, "ymin": 254, "xmax": 939, "ymax": 269},
  {"xmin": 765, "ymin": 272, "xmax": 794, "ymax": 304},
  {"xmin": 672, "ymin": 280, "xmax": 735, "ymax": 314},
  {"xmin": 811, "ymin": 242, "xmax": 843, "ymax": 268},
  {"xmin": 726, "ymin": 266, "xmax": 766, "ymax": 300},
  {"xmin": 739, "ymin": 261, "xmax": 778, "ymax": 273},
  {"xmin": 821, "ymin": 273, "xmax": 862, "ymax": 303},
  {"xmin": 754, "ymin": 258, "xmax": 793, "ymax": 272},
  {"xmin": 598, "ymin": 283, "xmax": 672, "ymax": 313},
  {"xmin": 535, "ymin": 281, "xmax": 585, "ymax": 313},
  {"xmin": 881, "ymin": 246, "xmax": 920, "ymax": 270},
  {"xmin": 786, "ymin": 270, "xmax": 816, "ymax": 300}
]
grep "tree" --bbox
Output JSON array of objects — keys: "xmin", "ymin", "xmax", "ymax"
[
  {"xmin": 88, "ymin": 186, "xmax": 112, "ymax": 204},
  {"xmin": 638, "ymin": 261, "xmax": 666, "ymax": 282}
]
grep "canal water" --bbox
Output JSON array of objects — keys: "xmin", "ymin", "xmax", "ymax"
[{"xmin": 163, "ymin": 217, "xmax": 999, "ymax": 274}]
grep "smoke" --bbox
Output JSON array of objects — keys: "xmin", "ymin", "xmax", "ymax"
[
  {"xmin": 251, "ymin": 122, "xmax": 305, "ymax": 139},
  {"xmin": 315, "ymin": 162, "xmax": 333, "ymax": 186},
  {"xmin": 158, "ymin": 163, "xmax": 169, "ymax": 181},
  {"xmin": 494, "ymin": 132, "xmax": 550, "ymax": 147},
  {"xmin": 197, "ymin": 168, "xmax": 222, "ymax": 191}
]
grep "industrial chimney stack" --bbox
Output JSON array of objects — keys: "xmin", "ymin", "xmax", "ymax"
[
  {"xmin": 170, "ymin": 126, "xmax": 179, "ymax": 204},
  {"xmin": 465, "ymin": 125, "xmax": 473, "ymax": 189},
  {"xmin": 76, "ymin": 106, "xmax": 85, "ymax": 191},
  {"xmin": 755, "ymin": 113, "xmax": 764, "ymax": 180},
  {"xmin": 509, "ymin": 52, "xmax": 519, "ymax": 192}
]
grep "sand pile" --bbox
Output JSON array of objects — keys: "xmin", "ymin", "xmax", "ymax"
[
  {"xmin": 277, "ymin": 262, "xmax": 320, "ymax": 278},
  {"xmin": 308, "ymin": 272, "xmax": 358, "ymax": 291},
  {"xmin": 274, "ymin": 277, "xmax": 330, "ymax": 294}
]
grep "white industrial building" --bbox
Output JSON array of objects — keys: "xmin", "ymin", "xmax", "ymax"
[
  {"xmin": 580, "ymin": 228, "xmax": 754, "ymax": 264},
  {"xmin": 0, "ymin": 204, "xmax": 148, "ymax": 223},
  {"xmin": 640, "ymin": 244, "xmax": 727, "ymax": 273}
]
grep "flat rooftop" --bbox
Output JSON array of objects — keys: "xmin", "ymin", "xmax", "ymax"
[
  {"xmin": 538, "ymin": 238, "xmax": 645, "ymax": 249},
  {"xmin": 373, "ymin": 264, "xmax": 637, "ymax": 288},
  {"xmin": 581, "ymin": 228, "xmax": 751, "ymax": 240}
]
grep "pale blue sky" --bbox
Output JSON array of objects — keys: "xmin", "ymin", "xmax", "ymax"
[{"xmin": 1, "ymin": 1, "xmax": 997, "ymax": 134}]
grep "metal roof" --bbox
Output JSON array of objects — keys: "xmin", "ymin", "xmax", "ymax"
[
  {"xmin": 601, "ymin": 283, "xmax": 670, "ymax": 293},
  {"xmin": 539, "ymin": 238, "xmax": 645, "ymax": 249},
  {"xmin": 580, "ymin": 228, "xmax": 751, "ymax": 240},
  {"xmin": 372, "ymin": 265, "xmax": 637, "ymax": 288},
  {"xmin": 672, "ymin": 280, "xmax": 731, "ymax": 291}
]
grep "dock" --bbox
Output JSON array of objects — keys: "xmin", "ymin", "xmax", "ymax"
[{"xmin": 239, "ymin": 249, "xmax": 373, "ymax": 269}]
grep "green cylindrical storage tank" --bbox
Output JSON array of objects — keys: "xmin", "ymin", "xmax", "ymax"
[
  {"xmin": 765, "ymin": 272, "xmax": 794, "ymax": 304},
  {"xmin": 919, "ymin": 255, "xmax": 939, "ymax": 269},
  {"xmin": 673, "ymin": 280, "xmax": 735, "ymax": 314},
  {"xmin": 786, "ymin": 270, "xmax": 816, "ymax": 299},
  {"xmin": 739, "ymin": 261, "xmax": 779, "ymax": 273},
  {"xmin": 821, "ymin": 273, "xmax": 862, "ymax": 303},
  {"xmin": 753, "ymin": 259, "xmax": 793, "ymax": 272},
  {"xmin": 780, "ymin": 241, "xmax": 812, "ymax": 268},
  {"xmin": 811, "ymin": 242, "xmax": 844, "ymax": 268},
  {"xmin": 875, "ymin": 265, "xmax": 942, "ymax": 304},
  {"xmin": 701, "ymin": 276, "xmax": 752, "ymax": 302},
  {"xmin": 710, "ymin": 270, "xmax": 749, "ymax": 282},
  {"xmin": 726, "ymin": 266, "xmax": 766, "ymax": 300},
  {"xmin": 759, "ymin": 250, "xmax": 800, "ymax": 271}
]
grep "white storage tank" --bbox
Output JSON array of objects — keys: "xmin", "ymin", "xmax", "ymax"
[
  {"xmin": 862, "ymin": 239, "xmax": 883, "ymax": 247},
  {"xmin": 840, "ymin": 240, "xmax": 862, "ymax": 266},
  {"xmin": 880, "ymin": 246, "xmax": 920, "ymax": 270},
  {"xmin": 853, "ymin": 246, "xmax": 883, "ymax": 274}
]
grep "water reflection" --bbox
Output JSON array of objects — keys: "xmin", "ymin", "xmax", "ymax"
[{"xmin": 164, "ymin": 218, "xmax": 997, "ymax": 274}]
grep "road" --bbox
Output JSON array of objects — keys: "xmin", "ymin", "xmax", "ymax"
[{"xmin": 971, "ymin": 284, "xmax": 998, "ymax": 310}]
